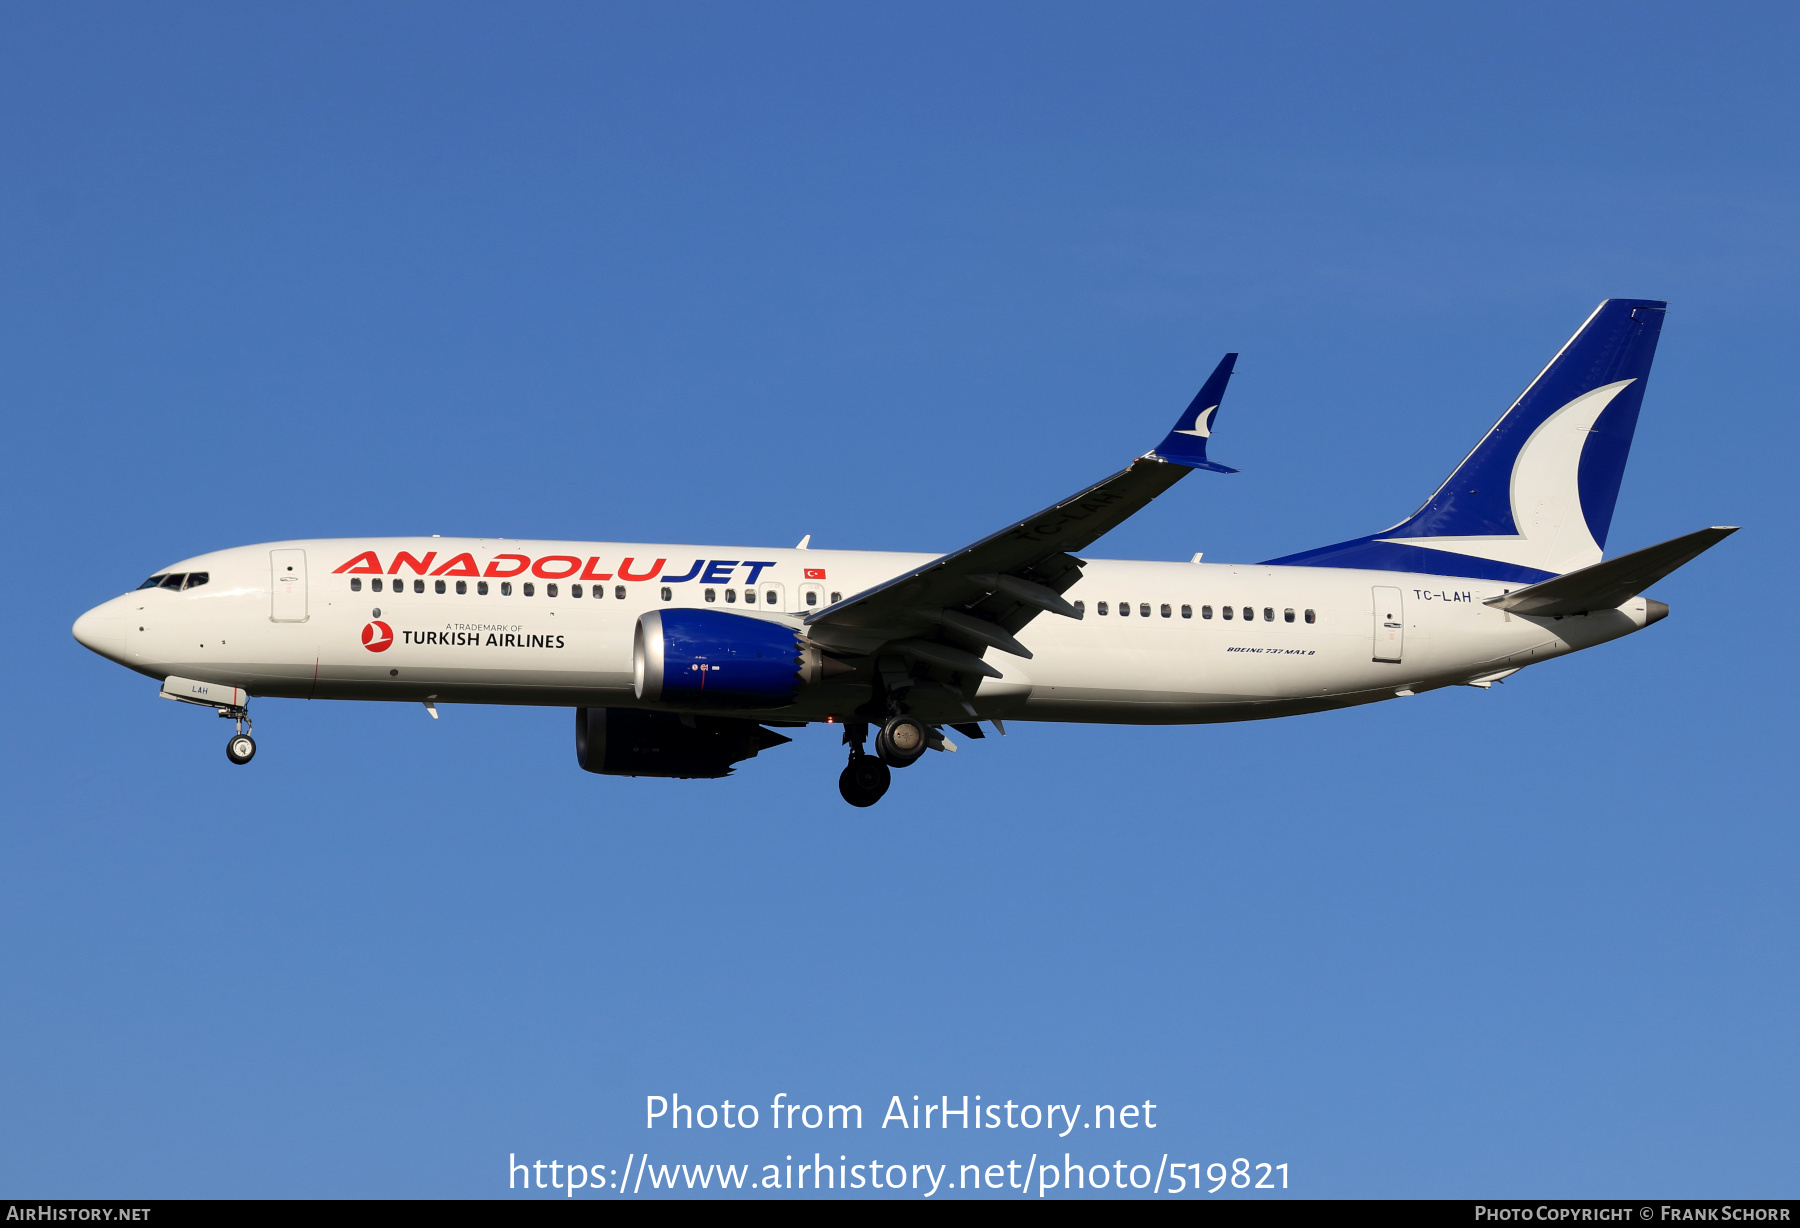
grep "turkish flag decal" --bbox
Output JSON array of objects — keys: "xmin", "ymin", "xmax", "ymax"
[{"xmin": 804, "ymin": 568, "xmax": 826, "ymax": 580}]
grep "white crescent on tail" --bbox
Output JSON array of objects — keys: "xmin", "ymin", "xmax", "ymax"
[
  {"xmin": 1174, "ymin": 405, "xmax": 1219, "ymax": 438},
  {"xmin": 1378, "ymin": 379, "xmax": 1634, "ymax": 575}
]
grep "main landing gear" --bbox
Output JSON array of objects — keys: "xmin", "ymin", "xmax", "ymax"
[
  {"xmin": 838, "ymin": 714, "xmax": 937, "ymax": 807},
  {"xmin": 838, "ymin": 752, "xmax": 890, "ymax": 808},
  {"xmin": 874, "ymin": 714, "xmax": 928, "ymax": 768}
]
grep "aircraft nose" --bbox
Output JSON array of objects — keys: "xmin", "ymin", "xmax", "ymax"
[{"xmin": 73, "ymin": 600, "xmax": 128, "ymax": 661}]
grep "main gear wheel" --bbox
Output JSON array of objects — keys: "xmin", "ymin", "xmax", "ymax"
[
  {"xmin": 875, "ymin": 714, "xmax": 928, "ymax": 768},
  {"xmin": 838, "ymin": 754, "xmax": 891, "ymax": 807}
]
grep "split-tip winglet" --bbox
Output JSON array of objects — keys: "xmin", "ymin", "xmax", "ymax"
[{"xmin": 1151, "ymin": 352, "xmax": 1239, "ymax": 472}]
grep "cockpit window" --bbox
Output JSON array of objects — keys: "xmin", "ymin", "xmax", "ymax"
[{"xmin": 137, "ymin": 572, "xmax": 208, "ymax": 591}]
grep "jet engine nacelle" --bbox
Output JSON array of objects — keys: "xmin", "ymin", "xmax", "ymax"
[
  {"xmin": 575, "ymin": 707, "xmax": 792, "ymax": 779},
  {"xmin": 634, "ymin": 608, "xmax": 831, "ymax": 709}
]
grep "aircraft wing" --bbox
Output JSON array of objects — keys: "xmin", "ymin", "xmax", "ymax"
[{"xmin": 803, "ymin": 354, "xmax": 1239, "ymax": 669}]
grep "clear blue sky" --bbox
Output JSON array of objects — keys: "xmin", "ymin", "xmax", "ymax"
[{"xmin": 2, "ymin": 2, "xmax": 1794, "ymax": 1199}]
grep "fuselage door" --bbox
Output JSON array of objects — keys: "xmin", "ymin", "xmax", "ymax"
[
  {"xmin": 759, "ymin": 582, "xmax": 787, "ymax": 614},
  {"xmin": 799, "ymin": 582, "xmax": 825, "ymax": 613},
  {"xmin": 1372, "ymin": 585, "xmax": 1403, "ymax": 663},
  {"xmin": 271, "ymin": 549, "xmax": 309, "ymax": 622}
]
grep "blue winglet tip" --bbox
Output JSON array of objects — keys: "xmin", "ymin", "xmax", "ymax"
[{"xmin": 1152, "ymin": 352, "xmax": 1239, "ymax": 471}]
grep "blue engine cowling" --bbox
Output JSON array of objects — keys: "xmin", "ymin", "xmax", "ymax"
[{"xmin": 634, "ymin": 609, "xmax": 806, "ymax": 709}]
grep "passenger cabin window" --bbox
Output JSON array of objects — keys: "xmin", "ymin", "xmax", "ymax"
[
  {"xmin": 456, "ymin": 581, "xmax": 468, "ymax": 595},
  {"xmin": 1263, "ymin": 607, "xmax": 1274, "ymax": 622},
  {"xmin": 372, "ymin": 578, "xmax": 384, "ymax": 593},
  {"xmin": 522, "ymin": 582, "xmax": 535, "ymax": 597},
  {"xmin": 765, "ymin": 590, "xmax": 777, "ymax": 605},
  {"xmin": 1222, "ymin": 606, "xmax": 1233, "ymax": 620},
  {"xmin": 705, "ymin": 588, "xmax": 717, "ymax": 603},
  {"xmin": 725, "ymin": 589, "xmax": 737, "ymax": 603},
  {"xmin": 501, "ymin": 582, "xmax": 513, "ymax": 596},
  {"xmin": 1305, "ymin": 609, "xmax": 1316, "ymax": 624},
  {"xmin": 546, "ymin": 583, "xmax": 558, "ymax": 597},
  {"xmin": 1119, "ymin": 601, "xmax": 1130, "ymax": 616},
  {"xmin": 413, "ymin": 579, "xmax": 424, "ymax": 594},
  {"xmin": 1284, "ymin": 608, "xmax": 1295, "ymax": 622},
  {"xmin": 829, "ymin": 592, "xmax": 841, "ymax": 603},
  {"xmin": 1241, "ymin": 606, "xmax": 1252, "ymax": 621},
  {"xmin": 435, "ymin": 580, "xmax": 446, "ymax": 594},
  {"xmin": 1201, "ymin": 605, "xmax": 1213, "ymax": 619},
  {"xmin": 1097, "ymin": 601, "xmax": 1109, "ymax": 615},
  {"xmin": 1073, "ymin": 600, "xmax": 1085, "ymax": 616},
  {"xmin": 661, "ymin": 587, "xmax": 672, "ymax": 601},
  {"xmin": 1160, "ymin": 604, "xmax": 1171, "ymax": 618},
  {"xmin": 351, "ymin": 577, "xmax": 362, "ymax": 592},
  {"xmin": 570, "ymin": 584, "xmax": 581, "ymax": 598},
  {"xmin": 805, "ymin": 590, "xmax": 818, "ymax": 606},
  {"xmin": 1140, "ymin": 603, "xmax": 1152, "ymax": 618},
  {"xmin": 1180, "ymin": 604, "xmax": 1192, "ymax": 619},
  {"xmin": 479, "ymin": 581, "xmax": 489, "ymax": 595},
  {"xmin": 614, "ymin": 585, "xmax": 626, "ymax": 600}
]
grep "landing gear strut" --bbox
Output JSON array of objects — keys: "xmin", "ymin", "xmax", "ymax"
[
  {"xmin": 221, "ymin": 705, "xmax": 255, "ymax": 765},
  {"xmin": 837, "ymin": 720, "xmax": 890, "ymax": 807}
]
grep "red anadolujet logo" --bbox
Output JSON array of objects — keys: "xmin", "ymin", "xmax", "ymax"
[{"xmin": 361, "ymin": 620, "xmax": 394, "ymax": 652}]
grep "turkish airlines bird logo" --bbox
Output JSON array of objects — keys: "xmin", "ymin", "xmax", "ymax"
[
  {"xmin": 361, "ymin": 620, "xmax": 394, "ymax": 652},
  {"xmin": 1174, "ymin": 404, "xmax": 1219, "ymax": 438}
]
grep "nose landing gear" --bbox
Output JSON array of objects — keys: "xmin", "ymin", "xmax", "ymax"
[{"xmin": 221, "ymin": 705, "xmax": 255, "ymax": 766}]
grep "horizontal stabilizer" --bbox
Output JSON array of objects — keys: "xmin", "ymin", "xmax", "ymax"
[{"xmin": 1483, "ymin": 526, "xmax": 1737, "ymax": 617}]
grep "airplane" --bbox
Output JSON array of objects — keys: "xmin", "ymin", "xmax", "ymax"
[{"xmin": 72, "ymin": 298, "xmax": 1734, "ymax": 807}]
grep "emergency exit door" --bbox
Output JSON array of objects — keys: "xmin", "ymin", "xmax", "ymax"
[
  {"xmin": 1371, "ymin": 586, "xmax": 1403, "ymax": 662},
  {"xmin": 271, "ymin": 549, "xmax": 308, "ymax": 622}
]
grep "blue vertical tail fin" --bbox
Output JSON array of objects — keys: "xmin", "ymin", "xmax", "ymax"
[{"xmin": 1264, "ymin": 298, "xmax": 1666, "ymax": 582}]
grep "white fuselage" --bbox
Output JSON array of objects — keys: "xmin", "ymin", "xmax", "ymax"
[{"xmin": 72, "ymin": 537, "xmax": 1656, "ymax": 726}]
